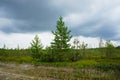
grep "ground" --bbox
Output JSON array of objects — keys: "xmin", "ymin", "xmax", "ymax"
[
  {"xmin": 0, "ymin": 62, "xmax": 60, "ymax": 80},
  {"xmin": 0, "ymin": 61, "xmax": 119, "ymax": 80}
]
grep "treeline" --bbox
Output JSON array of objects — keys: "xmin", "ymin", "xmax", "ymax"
[
  {"xmin": 0, "ymin": 16, "xmax": 120, "ymax": 62},
  {"xmin": 0, "ymin": 44, "xmax": 119, "ymax": 63}
]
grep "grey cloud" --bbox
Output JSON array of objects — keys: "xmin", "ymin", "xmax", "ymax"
[
  {"xmin": 0, "ymin": 0, "xmax": 120, "ymax": 41},
  {"xmin": 71, "ymin": 21, "xmax": 119, "ymax": 40},
  {"xmin": 0, "ymin": 0, "xmax": 62, "ymax": 33}
]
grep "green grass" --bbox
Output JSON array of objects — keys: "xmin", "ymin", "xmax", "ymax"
[
  {"xmin": 0, "ymin": 48, "xmax": 120, "ymax": 79},
  {"xmin": 0, "ymin": 56, "xmax": 32, "ymax": 63}
]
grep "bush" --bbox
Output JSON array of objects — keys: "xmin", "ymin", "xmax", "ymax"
[
  {"xmin": 95, "ymin": 63, "xmax": 120, "ymax": 71},
  {"xmin": 105, "ymin": 40, "xmax": 115, "ymax": 58},
  {"xmin": 67, "ymin": 50, "xmax": 83, "ymax": 61},
  {"xmin": 37, "ymin": 49, "xmax": 83, "ymax": 62}
]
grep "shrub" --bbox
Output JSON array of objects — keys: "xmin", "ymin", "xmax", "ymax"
[{"xmin": 105, "ymin": 40, "xmax": 115, "ymax": 58}]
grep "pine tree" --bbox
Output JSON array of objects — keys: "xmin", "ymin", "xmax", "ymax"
[
  {"xmin": 51, "ymin": 16, "xmax": 72, "ymax": 50},
  {"xmin": 30, "ymin": 35, "xmax": 43, "ymax": 59}
]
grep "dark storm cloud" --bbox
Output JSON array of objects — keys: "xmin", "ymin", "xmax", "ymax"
[
  {"xmin": 71, "ymin": 20, "xmax": 118, "ymax": 40},
  {"xmin": 0, "ymin": 0, "xmax": 120, "ymax": 40},
  {"xmin": 0, "ymin": 0, "xmax": 62, "ymax": 33}
]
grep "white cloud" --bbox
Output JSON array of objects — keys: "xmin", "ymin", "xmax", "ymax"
[
  {"xmin": 108, "ymin": 6, "xmax": 120, "ymax": 21},
  {"xmin": 70, "ymin": 36, "xmax": 100, "ymax": 48},
  {"xmin": 0, "ymin": 32, "xmax": 33, "ymax": 49},
  {"xmin": 0, "ymin": 32, "xmax": 53, "ymax": 49},
  {"xmin": 0, "ymin": 31, "xmax": 119, "ymax": 49},
  {"xmin": 38, "ymin": 32, "xmax": 54, "ymax": 47}
]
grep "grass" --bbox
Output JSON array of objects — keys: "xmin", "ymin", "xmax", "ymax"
[
  {"xmin": 0, "ymin": 61, "xmax": 119, "ymax": 80},
  {"xmin": 0, "ymin": 56, "xmax": 32, "ymax": 63},
  {"xmin": 0, "ymin": 48, "xmax": 120, "ymax": 79}
]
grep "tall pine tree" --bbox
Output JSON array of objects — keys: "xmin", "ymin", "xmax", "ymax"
[{"xmin": 51, "ymin": 16, "xmax": 72, "ymax": 50}]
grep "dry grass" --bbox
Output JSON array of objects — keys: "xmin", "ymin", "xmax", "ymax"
[{"xmin": 0, "ymin": 62, "xmax": 119, "ymax": 80}]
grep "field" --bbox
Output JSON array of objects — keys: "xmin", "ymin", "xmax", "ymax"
[
  {"xmin": 0, "ymin": 60, "xmax": 120, "ymax": 80},
  {"xmin": 0, "ymin": 48, "xmax": 120, "ymax": 80}
]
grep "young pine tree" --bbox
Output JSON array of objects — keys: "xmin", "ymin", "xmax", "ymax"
[
  {"xmin": 105, "ymin": 40, "xmax": 115, "ymax": 58},
  {"xmin": 51, "ymin": 16, "xmax": 72, "ymax": 50},
  {"xmin": 30, "ymin": 35, "xmax": 43, "ymax": 60}
]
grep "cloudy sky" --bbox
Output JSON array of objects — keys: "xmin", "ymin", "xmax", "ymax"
[{"xmin": 0, "ymin": 0, "xmax": 120, "ymax": 48}]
